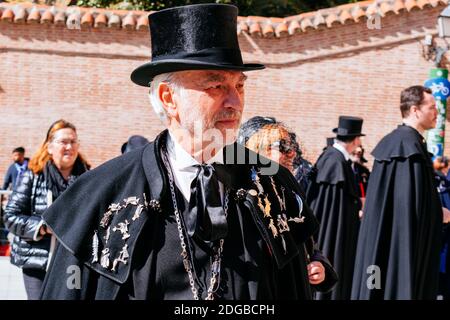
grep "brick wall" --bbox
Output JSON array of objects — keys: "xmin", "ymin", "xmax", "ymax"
[{"xmin": 0, "ymin": 5, "xmax": 446, "ymax": 180}]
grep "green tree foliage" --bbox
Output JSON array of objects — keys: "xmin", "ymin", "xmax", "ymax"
[{"xmin": 74, "ymin": 0, "xmax": 360, "ymax": 17}]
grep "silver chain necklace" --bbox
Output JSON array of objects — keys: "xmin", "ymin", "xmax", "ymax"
[{"xmin": 161, "ymin": 144, "xmax": 229, "ymax": 300}]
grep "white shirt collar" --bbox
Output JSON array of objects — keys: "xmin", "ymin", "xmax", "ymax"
[
  {"xmin": 166, "ymin": 130, "xmax": 224, "ymax": 202},
  {"xmin": 333, "ymin": 142, "xmax": 351, "ymax": 161},
  {"xmin": 166, "ymin": 131, "xmax": 224, "ymax": 168}
]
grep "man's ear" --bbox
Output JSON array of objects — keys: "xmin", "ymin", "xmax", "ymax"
[
  {"xmin": 410, "ymin": 105, "xmax": 419, "ymax": 118},
  {"xmin": 159, "ymin": 82, "xmax": 178, "ymax": 118}
]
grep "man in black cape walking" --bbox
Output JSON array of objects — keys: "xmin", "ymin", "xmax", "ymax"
[
  {"xmin": 39, "ymin": 4, "xmax": 319, "ymax": 300},
  {"xmin": 306, "ymin": 116, "xmax": 364, "ymax": 300},
  {"xmin": 352, "ymin": 85, "xmax": 450, "ymax": 300}
]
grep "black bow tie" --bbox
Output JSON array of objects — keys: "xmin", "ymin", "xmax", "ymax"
[{"xmin": 187, "ymin": 164, "xmax": 228, "ymax": 242}]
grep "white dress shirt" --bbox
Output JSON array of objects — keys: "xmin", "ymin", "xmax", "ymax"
[
  {"xmin": 166, "ymin": 131, "xmax": 224, "ymax": 203},
  {"xmin": 333, "ymin": 142, "xmax": 351, "ymax": 161}
]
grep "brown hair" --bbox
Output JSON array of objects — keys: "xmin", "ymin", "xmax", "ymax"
[
  {"xmin": 400, "ymin": 85, "xmax": 433, "ymax": 118},
  {"xmin": 28, "ymin": 119, "xmax": 90, "ymax": 174}
]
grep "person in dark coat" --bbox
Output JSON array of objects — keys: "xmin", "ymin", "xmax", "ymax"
[
  {"xmin": 3, "ymin": 120, "xmax": 89, "ymax": 300},
  {"xmin": 433, "ymin": 156, "xmax": 450, "ymax": 299},
  {"xmin": 40, "ymin": 4, "xmax": 320, "ymax": 300},
  {"xmin": 351, "ymin": 85, "xmax": 450, "ymax": 300},
  {"xmin": 434, "ymin": 156, "xmax": 450, "ymax": 209},
  {"xmin": 350, "ymin": 146, "xmax": 370, "ymax": 199},
  {"xmin": 2, "ymin": 147, "xmax": 29, "ymax": 190},
  {"xmin": 306, "ymin": 116, "xmax": 364, "ymax": 300},
  {"xmin": 237, "ymin": 116, "xmax": 339, "ymax": 295}
]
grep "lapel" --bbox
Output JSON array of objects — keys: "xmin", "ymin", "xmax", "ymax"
[
  {"xmin": 142, "ymin": 130, "xmax": 168, "ymax": 202},
  {"xmin": 86, "ymin": 131, "xmax": 169, "ymax": 284}
]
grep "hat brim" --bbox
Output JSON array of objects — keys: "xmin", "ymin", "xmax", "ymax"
[
  {"xmin": 131, "ymin": 60, "xmax": 265, "ymax": 87},
  {"xmin": 332, "ymin": 128, "xmax": 366, "ymax": 137},
  {"xmin": 121, "ymin": 142, "xmax": 127, "ymax": 154}
]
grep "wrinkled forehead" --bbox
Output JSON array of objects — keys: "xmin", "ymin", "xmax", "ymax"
[{"xmin": 52, "ymin": 128, "xmax": 77, "ymax": 140}]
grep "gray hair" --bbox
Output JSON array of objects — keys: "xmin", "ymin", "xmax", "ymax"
[{"xmin": 148, "ymin": 72, "xmax": 180, "ymax": 124}]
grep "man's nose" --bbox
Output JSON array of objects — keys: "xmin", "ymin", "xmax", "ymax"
[{"xmin": 224, "ymin": 87, "xmax": 243, "ymax": 110}]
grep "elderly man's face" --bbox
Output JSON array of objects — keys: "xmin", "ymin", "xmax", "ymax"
[{"xmin": 171, "ymin": 70, "xmax": 246, "ymax": 139}]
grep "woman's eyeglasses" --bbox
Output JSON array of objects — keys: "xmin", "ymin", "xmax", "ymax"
[
  {"xmin": 270, "ymin": 139, "xmax": 296, "ymax": 155},
  {"xmin": 52, "ymin": 139, "xmax": 79, "ymax": 147}
]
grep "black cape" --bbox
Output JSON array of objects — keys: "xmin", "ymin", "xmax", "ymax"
[
  {"xmin": 306, "ymin": 146, "xmax": 361, "ymax": 300},
  {"xmin": 40, "ymin": 130, "xmax": 319, "ymax": 300},
  {"xmin": 351, "ymin": 125, "xmax": 442, "ymax": 300}
]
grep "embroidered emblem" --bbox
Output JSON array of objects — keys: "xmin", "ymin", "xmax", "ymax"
[
  {"xmin": 95, "ymin": 194, "xmax": 149, "ymax": 271},
  {"xmin": 289, "ymin": 216, "xmax": 305, "ymax": 223},
  {"xmin": 124, "ymin": 196, "xmax": 139, "ymax": 207},
  {"xmin": 113, "ymin": 220, "xmax": 130, "ymax": 240},
  {"xmin": 251, "ymin": 167, "xmax": 265, "ymax": 195},
  {"xmin": 263, "ymin": 195, "xmax": 272, "ymax": 218},
  {"xmin": 268, "ymin": 219, "xmax": 278, "ymax": 238},
  {"xmin": 277, "ymin": 214, "xmax": 290, "ymax": 233},
  {"xmin": 132, "ymin": 204, "xmax": 144, "ymax": 221},
  {"xmin": 92, "ymin": 230, "xmax": 99, "ymax": 263},
  {"xmin": 100, "ymin": 210, "xmax": 114, "ymax": 229},
  {"xmin": 111, "ymin": 244, "xmax": 129, "ymax": 272},
  {"xmin": 270, "ymin": 177, "xmax": 286, "ymax": 212},
  {"xmin": 235, "ymin": 188, "xmax": 247, "ymax": 201},
  {"xmin": 100, "ymin": 248, "xmax": 110, "ymax": 269},
  {"xmin": 290, "ymin": 192, "xmax": 305, "ymax": 224},
  {"xmin": 104, "ymin": 226, "xmax": 111, "ymax": 244},
  {"xmin": 143, "ymin": 193, "xmax": 149, "ymax": 208},
  {"xmin": 100, "ymin": 203, "xmax": 122, "ymax": 228},
  {"xmin": 149, "ymin": 199, "xmax": 162, "ymax": 213}
]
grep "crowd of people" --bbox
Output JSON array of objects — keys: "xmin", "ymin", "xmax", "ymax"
[{"xmin": 1, "ymin": 3, "xmax": 450, "ymax": 300}]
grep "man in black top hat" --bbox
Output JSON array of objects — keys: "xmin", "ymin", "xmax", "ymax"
[
  {"xmin": 352, "ymin": 86, "xmax": 450, "ymax": 300},
  {"xmin": 40, "ymin": 4, "xmax": 319, "ymax": 300},
  {"xmin": 306, "ymin": 116, "xmax": 364, "ymax": 300}
]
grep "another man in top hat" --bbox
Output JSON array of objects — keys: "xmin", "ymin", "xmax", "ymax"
[
  {"xmin": 306, "ymin": 116, "xmax": 364, "ymax": 300},
  {"xmin": 352, "ymin": 85, "xmax": 450, "ymax": 300},
  {"xmin": 40, "ymin": 4, "xmax": 319, "ymax": 300}
]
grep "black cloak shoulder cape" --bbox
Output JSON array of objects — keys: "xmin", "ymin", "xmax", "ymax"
[
  {"xmin": 351, "ymin": 125, "xmax": 442, "ymax": 300},
  {"xmin": 40, "ymin": 130, "xmax": 319, "ymax": 300},
  {"xmin": 306, "ymin": 146, "xmax": 361, "ymax": 300}
]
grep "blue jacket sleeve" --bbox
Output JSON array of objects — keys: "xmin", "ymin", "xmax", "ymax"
[{"xmin": 2, "ymin": 164, "xmax": 14, "ymax": 190}]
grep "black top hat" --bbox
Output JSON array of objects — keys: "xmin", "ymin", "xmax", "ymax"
[
  {"xmin": 332, "ymin": 116, "xmax": 365, "ymax": 137},
  {"xmin": 130, "ymin": 4, "xmax": 265, "ymax": 87},
  {"xmin": 121, "ymin": 135, "xmax": 150, "ymax": 154}
]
